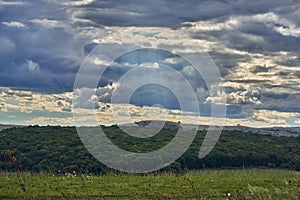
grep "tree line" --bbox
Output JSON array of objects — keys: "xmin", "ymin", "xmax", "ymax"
[{"xmin": 0, "ymin": 125, "xmax": 299, "ymax": 174}]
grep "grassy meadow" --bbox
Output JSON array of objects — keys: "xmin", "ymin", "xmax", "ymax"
[{"xmin": 0, "ymin": 169, "xmax": 299, "ymax": 199}]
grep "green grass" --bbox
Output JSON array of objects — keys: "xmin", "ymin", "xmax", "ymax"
[{"xmin": 0, "ymin": 169, "xmax": 299, "ymax": 199}]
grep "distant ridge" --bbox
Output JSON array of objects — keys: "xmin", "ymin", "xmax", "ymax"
[
  {"xmin": 1, "ymin": 121, "xmax": 299, "ymax": 137},
  {"xmin": 0, "ymin": 124, "xmax": 24, "ymax": 131},
  {"xmin": 125, "ymin": 120, "xmax": 300, "ymax": 137}
]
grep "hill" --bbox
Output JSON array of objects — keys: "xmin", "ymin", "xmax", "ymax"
[{"xmin": 0, "ymin": 124, "xmax": 299, "ymax": 174}]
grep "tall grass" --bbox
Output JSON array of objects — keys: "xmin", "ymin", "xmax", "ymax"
[
  {"xmin": 0, "ymin": 169, "xmax": 299, "ymax": 199},
  {"xmin": 2, "ymin": 149, "xmax": 26, "ymax": 193}
]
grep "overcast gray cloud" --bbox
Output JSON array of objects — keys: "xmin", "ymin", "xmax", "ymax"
[
  {"xmin": 70, "ymin": 0, "xmax": 299, "ymax": 28},
  {"xmin": 0, "ymin": 0, "xmax": 299, "ymax": 124}
]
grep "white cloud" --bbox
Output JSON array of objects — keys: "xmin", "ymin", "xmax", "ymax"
[
  {"xmin": 140, "ymin": 62, "xmax": 160, "ymax": 69},
  {"xmin": 181, "ymin": 65, "xmax": 196, "ymax": 77},
  {"xmin": 183, "ymin": 18, "xmax": 239, "ymax": 32},
  {"xmin": 30, "ymin": 19, "xmax": 66, "ymax": 29},
  {"xmin": 2, "ymin": 21, "xmax": 26, "ymax": 28},
  {"xmin": 24, "ymin": 116, "xmax": 74, "ymax": 125},
  {"xmin": 50, "ymin": 0, "xmax": 95, "ymax": 6},
  {"xmin": 0, "ymin": 87, "xmax": 299, "ymax": 128},
  {"xmin": 164, "ymin": 57, "xmax": 183, "ymax": 64},
  {"xmin": 26, "ymin": 60, "xmax": 40, "ymax": 71},
  {"xmin": 252, "ymin": 110, "xmax": 299, "ymax": 126},
  {"xmin": 189, "ymin": 12, "xmax": 300, "ymax": 38},
  {"xmin": 253, "ymin": 12, "xmax": 300, "ymax": 38},
  {"xmin": 0, "ymin": 88, "xmax": 72, "ymax": 114},
  {"xmin": 0, "ymin": 1, "xmax": 25, "ymax": 6}
]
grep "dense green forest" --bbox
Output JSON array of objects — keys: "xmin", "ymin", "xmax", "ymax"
[{"xmin": 0, "ymin": 125, "xmax": 299, "ymax": 174}]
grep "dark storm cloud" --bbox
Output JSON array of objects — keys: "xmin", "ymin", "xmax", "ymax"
[
  {"xmin": 193, "ymin": 21, "xmax": 300, "ymax": 55},
  {"xmin": 129, "ymin": 84, "xmax": 180, "ymax": 109},
  {"xmin": 208, "ymin": 51, "xmax": 251, "ymax": 76},
  {"xmin": 2, "ymin": 0, "xmax": 298, "ymax": 93},
  {"xmin": 0, "ymin": 25, "xmax": 84, "ymax": 92},
  {"xmin": 0, "ymin": 1, "xmax": 88, "ymax": 92},
  {"xmin": 258, "ymin": 95, "xmax": 300, "ymax": 113},
  {"xmin": 228, "ymin": 79, "xmax": 271, "ymax": 84},
  {"xmin": 263, "ymin": 91, "xmax": 290, "ymax": 99},
  {"xmin": 72, "ymin": 0, "xmax": 298, "ymax": 28},
  {"xmin": 72, "ymin": 0, "xmax": 299, "ymax": 119},
  {"xmin": 1, "ymin": 0, "xmax": 300, "ymax": 121},
  {"xmin": 293, "ymin": 71, "xmax": 300, "ymax": 78},
  {"xmin": 73, "ymin": 0, "xmax": 232, "ymax": 28},
  {"xmin": 276, "ymin": 58, "xmax": 300, "ymax": 67},
  {"xmin": 0, "ymin": 0, "xmax": 65, "ymax": 22}
]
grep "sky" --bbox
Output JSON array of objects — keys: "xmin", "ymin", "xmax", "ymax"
[{"xmin": 0, "ymin": 0, "xmax": 300, "ymax": 127}]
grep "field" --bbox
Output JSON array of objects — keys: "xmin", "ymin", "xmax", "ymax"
[{"xmin": 0, "ymin": 169, "xmax": 299, "ymax": 199}]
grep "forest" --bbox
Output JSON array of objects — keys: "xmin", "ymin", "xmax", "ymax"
[{"xmin": 0, "ymin": 125, "xmax": 299, "ymax": 174}]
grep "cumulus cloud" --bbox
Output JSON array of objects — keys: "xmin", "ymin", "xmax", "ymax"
[
  {"xmin": 0, "ymin": 88, "xmax": 73, "ymax": 113},
  {"xmin": 206, "ymin": 87, "xmax": 261, "ymax": 105},
  {"xmin": 0, "ymin": 87, "xmax": 298, "ymax": 127},
  {"xmin": 1, "ymin": 88, "xmax": 32, "ymax": 98},
  {"xmin": 0, "ymin": 0, "xmax": 300, "ymax": 125}
]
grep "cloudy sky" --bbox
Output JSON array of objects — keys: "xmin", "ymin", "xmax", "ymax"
[{"xmin": 0, "ymin": 0, "xmax": 300, "ymax": 127}]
